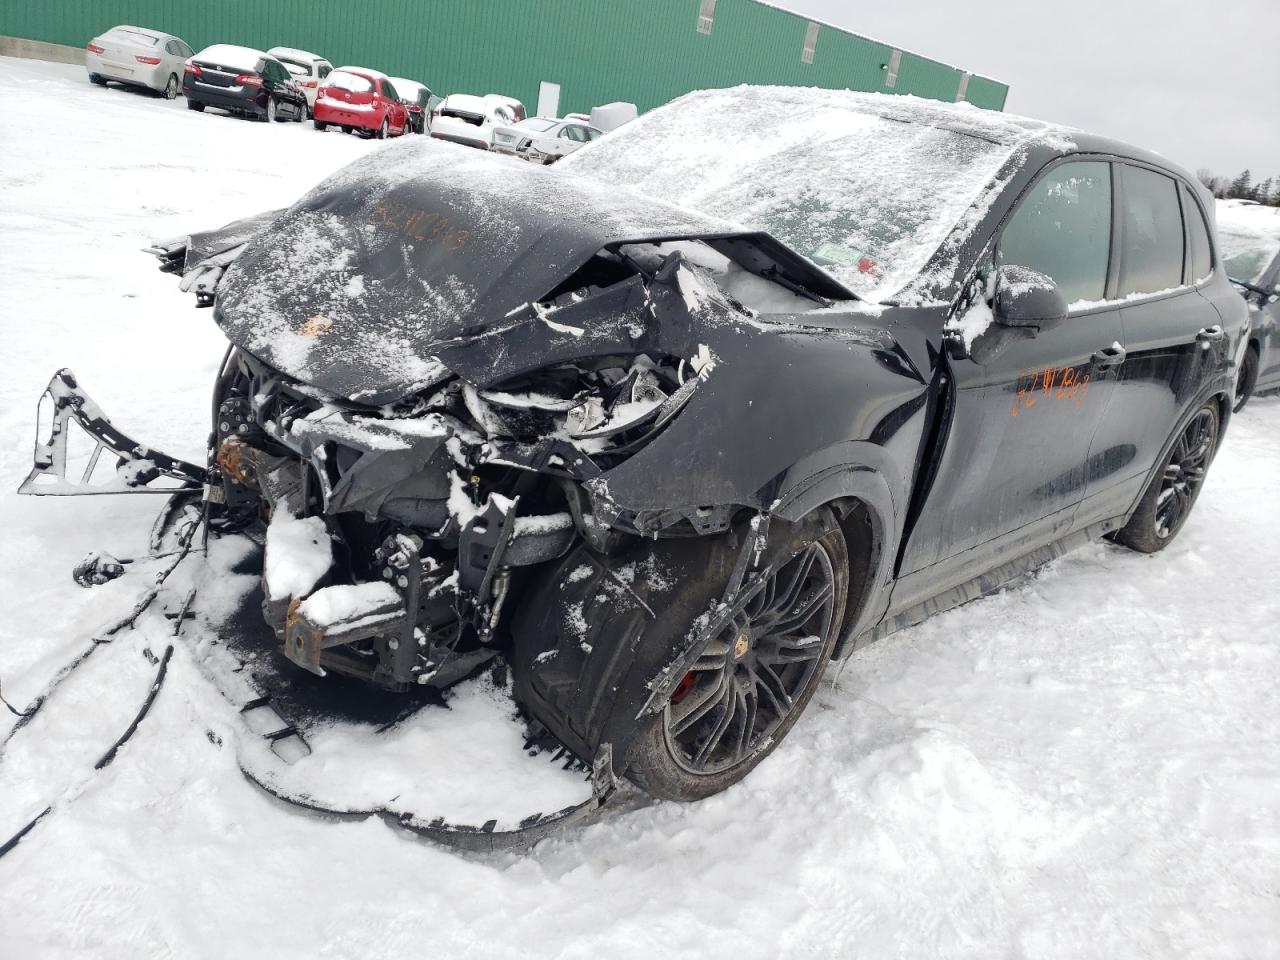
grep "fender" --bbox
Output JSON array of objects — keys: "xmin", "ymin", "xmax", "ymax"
[{"xmin": 771, "ymin": 441, "xmax": 905, "ymax": 655}]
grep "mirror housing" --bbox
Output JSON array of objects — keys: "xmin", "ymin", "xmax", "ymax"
[{"xmin": 993, "ymin": 264, "xmax": 1069, "ymax": 333}]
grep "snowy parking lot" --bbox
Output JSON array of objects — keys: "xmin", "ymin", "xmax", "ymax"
[{"xmin": 1, "ymin": 55, "xmax": 1279, "ymax": 959}]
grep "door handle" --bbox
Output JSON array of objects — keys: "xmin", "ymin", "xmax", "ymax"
[
  {"xmin": 1091, "ymin": 343, "xmax": 1127, "ymax": 367},
  {"xmin": 1196, "ymin": 325, "xmax": 1225, "ymax": 344}
]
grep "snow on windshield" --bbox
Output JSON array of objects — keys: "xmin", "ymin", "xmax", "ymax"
[
  {"xmin": 519, "ymin": 118, "xmax": 560, "ymax": 133},
  {"xmin": 564, "ymin": 86, "xmax": 1070, "ymax": 303},
  {"xmin": 1216, "ymin": 200, "xmax": 1280, "ymax": 284},
  {"xmin": 324, "ymin": 70, "xmax": 374, "ymax": 94}
]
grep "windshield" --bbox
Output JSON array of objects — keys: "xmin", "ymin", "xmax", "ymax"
[
  {"xmin": 518, "ymin": 118, "xmax": 559, "ymax": 133},
  {"xmin": 1218, "ymin": 230, "xmax": 1279, "ymax": 284},
  {"xmin": 324, "ymin": 71, "xmax": 374, "ymax": 93},
  {"xmin": 562, "ymin": 86, "xmax": 1027, "ymax": 301}
]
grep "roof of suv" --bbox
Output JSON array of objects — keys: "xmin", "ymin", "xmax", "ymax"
[{"xmin": 268, "ymin": 46, "xmax": 329, "ymax": 64}]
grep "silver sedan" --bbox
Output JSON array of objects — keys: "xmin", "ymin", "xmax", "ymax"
[
  {"xmin": 491, "ymin": 117, "xmax": 603, "ymax": 164},
  {"xmin": 85, "ymin": 24, "xmax": 193, "ymax": 99}
]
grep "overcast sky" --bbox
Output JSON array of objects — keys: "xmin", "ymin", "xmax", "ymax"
[{"xmin": 776, "ymin": 0, "xmax": 1278, "ymax": 180}]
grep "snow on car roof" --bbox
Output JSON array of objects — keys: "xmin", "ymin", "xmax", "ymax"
[
  {"xmin": 389, "ymin": 77, "xmax": 425, "ymax": 98},
  {"xmin": 562, "ymin": 84, "xmax": 1077, "ymax": 303},
  {"xmin": 193, "ymin": 44, "xmax": 267, "ymax": 71},
  {"xmin": 442, "ymin": 94, "xmax": 487, "ymax": 112},
  {"xmin": 334, "ymin": 65, "xmax": 389, "ymax": 81},
  {"xmin": 268, "ymin": 46, "xmax": 328, "ymax": 64}
]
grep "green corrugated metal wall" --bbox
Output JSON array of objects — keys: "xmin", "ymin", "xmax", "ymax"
[{"xmin": 0, "ymin": 1, "xmax": 1008, "ymax": 113}]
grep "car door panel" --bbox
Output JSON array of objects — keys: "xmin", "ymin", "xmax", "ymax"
[
  {"xmin": 897, "ymin": 159, "xmax": 1121, "ymax": 597},
  {"xmin": 1082, "ymin": 166, "xmax": 1227, "ymax": 524}
]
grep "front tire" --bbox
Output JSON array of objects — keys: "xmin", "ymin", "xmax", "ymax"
[
  {"xmin": 163, "ymin": 74, "xmax": 179, "ymax": 99},
  {"xmin": 1234, "ymin": 345, "xmax": 1259, "ymax": 412},
  {"xmin": 627, "ymin": 522, "xmax": 848, "ymax": 801},
  {"xmin": 1114, "ymin": 401, "xmax": 1220, "ymax": 553},
  {"xmin": 376, "ymin": 118, "xmax": 388, "ymax": 140}
]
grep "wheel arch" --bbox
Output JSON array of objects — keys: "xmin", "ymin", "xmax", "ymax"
[{"xmin": 771, "ymin": 441, "xmax": 904, "ymax": 656}]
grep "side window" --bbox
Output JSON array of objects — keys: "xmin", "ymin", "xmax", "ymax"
[
  {"xmin": 382, "ymin": 81, "xmax": 398, "ymax": 101},
  {"xmin": 998, "ymin": 160, "xmax": 1112, "ymax": 306},
  {"xmin": 180, "ymin": 41, "xmax": 192, "ymax": 58},
  {"xmin": 318, "ymin": 64, "xmax": 331, "ymax": 79},
  {"xmin": 1180, "ymin": 183, "xmax": 1213, "ymax": 283},
  {"xmin": 165, "ymin": 40, "xmax": 180, "ymax": 56},
  {"xmin": 1118, "ymin": 165, "xmax": 1184, "ymax": 297}
]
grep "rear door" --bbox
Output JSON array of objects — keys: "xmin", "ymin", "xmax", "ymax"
[
  {"xmin": 896, "ymin": 159, "xmax": 1123, "ymax": 600},
  {"xmin": 1079, "ymin": 163, "xmax": 1224, "ymax": 525}
]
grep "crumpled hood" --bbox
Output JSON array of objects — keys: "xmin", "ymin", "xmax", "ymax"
[{"xmin": 214, "ymin": 138, "xmax": 740, "ymax": 403}]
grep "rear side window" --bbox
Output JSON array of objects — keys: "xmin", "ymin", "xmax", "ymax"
[
  {"xmin": 1180, "ymin": 184, "xmax": 1213, "ymax": 283},
  {"xmin": 382, "ymin": 81, "xmax": 399, "ymax": 100},
  {"xmin": 998, "ymin": 160, "xmax": 1113, "ymax": 306},
  {"xmin": 318, "ymin": 64, "xmax": 331, "ymax": 79},
  {"xmin": 1119, "ymin": 166, "xmax": 1184, "ymax": 297}
]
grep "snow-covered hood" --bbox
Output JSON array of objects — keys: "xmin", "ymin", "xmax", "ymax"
[{"xmin": 214, "ymin": 139, "xmax": 749, "ymax": 402}]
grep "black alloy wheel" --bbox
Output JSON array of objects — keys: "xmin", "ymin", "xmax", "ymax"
[
  {"xmin": 626, "ymin": 520, "xmax": 848, "ymax": 800},
  {"xmin": 1115, "ymin": 402, "xmax": 1220, "ymax": 553},
  {"xmin": 1234, "ymin": 346, "xmax": 1258, "ymax": 412},
  {"xmin": 164, "ymin": 74, "xmax": 179, "ymax": 99},
  {"xmin": 664, "ymin": 541, "xmax": 837, "ymax": 774}
]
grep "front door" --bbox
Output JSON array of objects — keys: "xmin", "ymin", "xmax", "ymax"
[{"xmin": 896, "ymin": 159, "xmax": 1123, "ymax": 609}]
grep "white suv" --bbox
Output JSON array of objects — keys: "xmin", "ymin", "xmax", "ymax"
[{"xmin": 267, "ymin": 46, "xmax": 333, "ymax": 117}]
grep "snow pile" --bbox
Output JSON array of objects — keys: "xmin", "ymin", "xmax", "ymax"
[
  {"xmin": 296, "ymin": 581, "xmax": 400, "ymax": 628},
  {"xmin": 263, "ymin": 509, "xmax": 331, "ymax": 600},
  {"xmin": 1215, "ymin": 198, "xmax": 1280, "ymax": 283}
]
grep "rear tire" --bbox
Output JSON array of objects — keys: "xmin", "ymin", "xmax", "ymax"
[
  {"xmin": 313, "ymin": 118, "xmax": 327, "ymax": 131},
  {"xmin": 626, "ymin": 519, "xmax": 849, "ymax": 801},
  {"xmin": 1114, "ymin": 401, "xmax": 1220, "ymax": 553},
  {"xmin": 163, "ymin": 74, "xmax": 179, "ymax": 99},
  {"xmin": 186, "ymin": 98, "xmax": 204, "ymax": 112},
  {"xmin": 1234, "ymin": 344, "xmax": 1259, "ymax": 412},
  {"xmin": 89, "ymin": 73, "xmax": 107, "ymax": 86}
]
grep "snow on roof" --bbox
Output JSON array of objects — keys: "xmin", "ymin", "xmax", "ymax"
[
  {"xmin": 563, "ymin": 84, "xmax": 1075, "ymax": 302},
  {"xmin": 105, "ymin": 25, "xmax": 165, "ymax": 41},
  {"xmin": 388, "ymin": 77, "xmax": 425, "ymax": 98},
  {"xmin": 334, "ymin": 65, "xmax": 389, "ymax": 82},
  {"xmin": 193, "ymin": 44, "xmax": 267, "ymax": 71},
  {"xmin": 268, "ymin": 46, "xmax": 328, "ymax": 64}
]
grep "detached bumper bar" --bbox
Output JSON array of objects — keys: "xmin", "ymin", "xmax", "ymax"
[{"xmin": 18, "ymin": 369, "xmax": 207, "ymax": 496}]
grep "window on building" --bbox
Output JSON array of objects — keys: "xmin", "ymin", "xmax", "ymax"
[
  {"xmin": 697, "ymin": 0, "xmax": 716, "ymax": 35},
  {"xmin": 802, "ymin": 22, "xmax": 819, "ymax": 64},
  {"xmin": 1119, "ymin": 165, "xmax": 1185, "ymax": 297},
  {"xmin": 884, "ymin": 49, "xmax": 901, "ymax": 88},
  {"xmin": 998, "ymin": 161, "xmax": 1113, "ymax": 306}
]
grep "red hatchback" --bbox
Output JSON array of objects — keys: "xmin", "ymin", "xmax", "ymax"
[{"xmin": 312, "ymin": 67, "xmax": 409, "ymax": 139}]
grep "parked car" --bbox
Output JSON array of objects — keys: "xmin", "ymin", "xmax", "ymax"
[
  {"xmin": 562, "ymin": 111, "xmax": 591, "ymax": 124},
  {"xmin": 85, "ymin": 25, "xmax": 193, "ymax": 99},
  {"xmin": 485, "ymin": 94, "xmax": 526, "ymax": 123},
  {"xmin": 429, "ymin": 93, "xmax": 510, "ymax": 149},
  {"xmin": 313, "ymin": 67, "xmax": 409, "ymax": 139},
  {"xmin": 388, "ymin": 77, "xmax": 433, "ymax": 134},
  {"xmin": 1217, "ymin": 199, "xmax": 1280, "ymax": 409},
  {"xmin": 182, "ymin": 45, "xmax": 307, "ymax": 122},
  {"xmin": 103, "ymin": 85, "xmax": 1239, "ymax": 806},
  {"xmin": 267, "ymin": 46, "xmax": 332, "ymax": 118},
  {"xmin": 491, "ymin": 117, "xmax": 602, "ymax": 163}
]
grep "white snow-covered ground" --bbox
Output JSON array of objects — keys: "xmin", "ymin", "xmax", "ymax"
[{"xmin": 2, "ymin": 56, "xmax": 1280, "ymax": 959}]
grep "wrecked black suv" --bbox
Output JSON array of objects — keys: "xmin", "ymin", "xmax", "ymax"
[{"xmin": 22, "ymin": 86, "xmax": 1241, "ymax": 802}]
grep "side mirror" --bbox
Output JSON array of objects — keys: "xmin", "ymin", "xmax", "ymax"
[{"xmin": 993, "ymin": 264, "xmax": 1069, "ymax": 333}]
